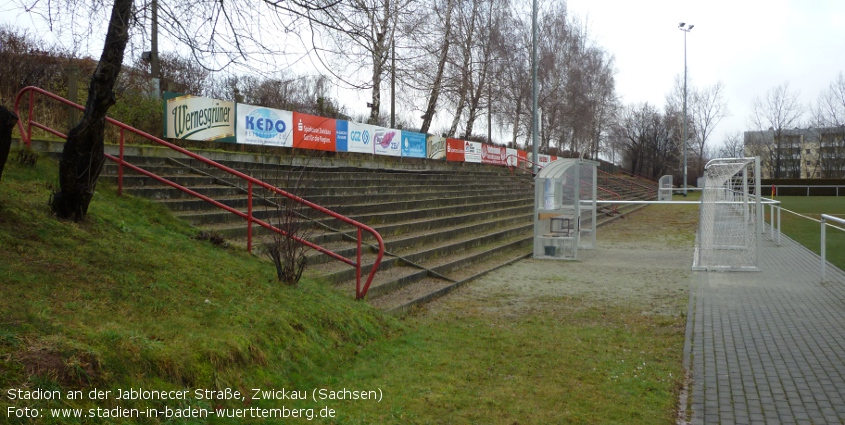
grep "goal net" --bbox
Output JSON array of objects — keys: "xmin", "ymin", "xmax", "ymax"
[{"xmin": 693, "ymin": 157, "xmax": 762, "ymax": 271}]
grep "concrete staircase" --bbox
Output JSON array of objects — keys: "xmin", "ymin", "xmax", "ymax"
[{"xmin": 96, "ymin": 150, "xmax": 657, "ymax": 313}]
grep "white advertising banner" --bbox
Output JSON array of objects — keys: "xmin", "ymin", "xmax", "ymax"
[
  {"xmin": 236, "ymin": 104, "xmax": 293, "ymax": 147},
  {"xmin": 374, "ymin": 127, "xmax": 401, "ymax": 157},
  {"xmin": 164, "ymin": 94, "xmax": 235, "ymax": 141},
  {"xmin": 506, "ymin": 148, "xmax": 518, "ymax": 167},
  {"xmin": 339, "ymin": 121, "xmax": 376, "ymax": 154},
  {"xmin": 464, "ymin": 141, "xmax": 482, "ymax": 163}
]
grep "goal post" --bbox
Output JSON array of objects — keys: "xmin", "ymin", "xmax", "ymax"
[{"xmin": 693, "ymin": 157, "xmax": 762, "ymax": 271}]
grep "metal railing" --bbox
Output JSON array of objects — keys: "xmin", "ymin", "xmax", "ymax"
[
  {"xmin": 504, "ymin": 154, "xmax": 542, "ymax": 176},
  {"xmin": 14, "ymin": 86, "xmax": 384, "ymax": 299},
  {"xmin": 820, "ymin": 214, "xmax": 845, "ymax": 282},
  {"xmin": 598, "ymin": 169, "xmax": 656, "ymax": 198}
]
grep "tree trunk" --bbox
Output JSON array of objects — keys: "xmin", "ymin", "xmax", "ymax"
[
  {"xmin": 0, "ymin": 106, "xmax": 18, "ymax": 181},
  {"xmin": 51, "ymin": 0, "xmax": 132, "ymax": 220},
  {"xmin": 420, "ymin": 0, "xmax": 455, "ymax": 134}
]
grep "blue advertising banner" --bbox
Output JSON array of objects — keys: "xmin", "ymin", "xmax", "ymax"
[
  {"xmin": 400, "ymin": 131, "xmax": 427, "ymax": 158},
  {"xmin": 336, "ymin": 121, "xmax": 375, "ymax": 154}
]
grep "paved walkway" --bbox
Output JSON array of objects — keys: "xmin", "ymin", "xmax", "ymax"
[{"xmin": 686, "ymin": 230, "xmax": 845, "ymax": 424}]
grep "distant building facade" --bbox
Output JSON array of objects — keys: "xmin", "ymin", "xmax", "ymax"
[{"xmin": 744, "ymin": 126, "xmax": 845, "ymax": 179}]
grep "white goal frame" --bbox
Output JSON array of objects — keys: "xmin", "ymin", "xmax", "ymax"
[{"xmin": 692, "ymin": 157, "xmax": 763, "ymax": 271}]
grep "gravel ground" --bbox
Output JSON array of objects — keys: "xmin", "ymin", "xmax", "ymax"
[{"xmin": 424, "ymin": 205, "xmax": 699, "ymax": 317}]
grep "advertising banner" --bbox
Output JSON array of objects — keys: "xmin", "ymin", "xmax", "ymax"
[
  {"xmin": 481, "ymin": 144, "xmax": 507, "ymax": 166},
  {"xmin": 537, "ymin": 154, "xmax": 552, "ymax": 167},
  {"xmin": 427, "ymin": 135, "xmax": 446, "ymax": 160},
  {"xmin": 401, "ymin": 131, "xmax": 427, "ymax": 158},
  {"xmin": 506, "ymin": 148, "xmax": 518, "ymax": 167},
  {"xmin": 374, "ymin": 127, "xmax": 401, "ymax": 157},
  {"xmin": 164, "ymin": 92, "xmax": 235, "ymax": 142},
  {"xmin": 464, "ymin": 141, "xmax": 482, "ymax": 163},
  {"xmin": 446, "ymin": 138, "xmax": 464, "ymax": 162},
  {"xmin": 336, "ymin": 121, "xmax": 375, "ymax": 154},
  {"xmin": 293, "ymin": 112, "xmax": 336, "ymax": 152},
  {"xmin": 236, "ymin": 104, "xmax": 292, "ymax": 147}
]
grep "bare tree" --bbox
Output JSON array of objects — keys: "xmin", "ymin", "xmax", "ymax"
[
  {"xmin": 749, "ymin": 82, "xmax": 805, "ymax": 179},
  {"xmin": 812, "ymin": 72, "xmax": 845, "ymax": 177},
  {"xmin": 418, "ymin": 0, "xmax": 455, "ymax": 134},
  {"xmin": 719, "ymin": 132, "xmax": 745, "ymax": 158},
  {"xmin": 689, "ymin": 81, "xmax": 728, "ymax": 176},
  {"xmin": 10, "ymin": 0, "xmax": 336, "ymax": 220}
]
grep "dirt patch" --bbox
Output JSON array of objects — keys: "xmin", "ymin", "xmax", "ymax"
[{"xmin": 424, "ymin": 206, "xmax": 698, "ymax": 318}]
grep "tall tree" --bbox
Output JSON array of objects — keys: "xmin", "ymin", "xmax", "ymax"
[
  {"xmin": 51, "ymin": 0, "xmax": 133, "ymax": 220},
  {"xmin": 812, "ymin": 72, "xmax": 845, "ymax": 177}
]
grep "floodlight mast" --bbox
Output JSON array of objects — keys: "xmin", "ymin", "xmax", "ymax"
[{"xmin": 678, "ymin": 22, "xmax": 694, "ymax": 196}]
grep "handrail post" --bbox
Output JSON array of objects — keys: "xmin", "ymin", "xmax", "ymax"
[
  {"xmin": 27, "ymin": 90, "xmax": 34, "ymax": 145},
  {"xmin": 821, "ymin": 216, "xmax": 826, "ymax": 282},
  {"xmin": 777, "ymin": 205, "xmax": 781, "ymax": 246},
  {"xmin": 247, "ymin": 181, "xmax": 253, "ymax": 253},
  {"xmin": 118, "ymin": 128, "xmax": 125, "ymax": 196},
  {"xmin": 356, "ymin": 228, "xmax": 363, "ymax": 299}
]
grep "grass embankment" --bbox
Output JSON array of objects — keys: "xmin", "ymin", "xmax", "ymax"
[
  {"xmin": 1, "ymin": 153, "xmax": 691, "ymax": 424},
  {"xmin": 0, "ymin": 153, "xmax": 399, "ymax": 424},
  {"xmin": 769, "ymin": 196, "xmax": 845, "ymax": 270}
]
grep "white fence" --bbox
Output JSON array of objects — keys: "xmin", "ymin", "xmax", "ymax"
[{"xmin": 821, "ymin": 214, "xmax": 845, "ymax": 281}]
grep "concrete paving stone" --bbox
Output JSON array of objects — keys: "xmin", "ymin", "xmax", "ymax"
[{"xmin": 685, "ymin": 230, "xmax": 845, "ymax": 424}]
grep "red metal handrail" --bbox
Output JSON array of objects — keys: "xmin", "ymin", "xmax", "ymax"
[
  {"xmin": 620, "ymin": 169, "xmax": 658, "ymax": 183},
  {"xmin": 505, "ymin": 154, "xmax": 543, "ymax": 176},
  {"xmin": 14, "ymin": 86, "xmax": 384, "ymax": 299},
  {"xmin": 598, "ymin": 169, "xmax": 656, "ymax": 198}
]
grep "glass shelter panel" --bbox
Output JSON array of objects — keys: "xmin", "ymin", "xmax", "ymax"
[{"xmin": 534, "ymin": 159, "xmax": 598, "ymax": 260}]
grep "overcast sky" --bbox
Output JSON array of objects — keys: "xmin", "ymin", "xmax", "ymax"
[
  {"xmin": 3, "ymin": 0, "xmax": 844, "ymax": 151},
  {"xmin": 565, "ymin": 0, "xmax": 845, "ymax": 148}
]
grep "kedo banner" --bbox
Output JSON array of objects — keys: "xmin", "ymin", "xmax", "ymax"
[
  {"xmin": 374, "ymin": 127, "xmax": 401, "ymax": 157},
  {"xmin": 464, "ymin": 141, "xmax": 482, "ymax": 163},
  {"xmin": 336, "ymin": 121, "xmax": 375, "ymax": 154},
  {"xmin": 164, "ymin": 92, "xmax": 235, "ymax": 142},
  {"xmin": 446, "ymin": 138, "xmax": 464, "ymax": 162},
  {"xmin": 293, "ymin": 112, "xmax": 336, "ymax": 152},
  {"xmin": 481, "ymin": 144, "xmax": 507, "ymax": 166},
  {"xmin": 427, "ymin": 135, "xmax": 446, "ymax": 160},
  {"xmin": 236, "ymin": 104, "xmax": 292, "ymax": 147}
]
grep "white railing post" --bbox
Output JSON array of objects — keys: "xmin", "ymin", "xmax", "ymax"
[
  {"xmin": 821, "ymin": 216, "xmax": 827, "ymax": 282},
  {"xmin": 820, "ymin": 214, "xmax": 845, "ymax": 282}
]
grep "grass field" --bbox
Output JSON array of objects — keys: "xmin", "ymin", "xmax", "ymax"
[{"xmin": 767, "ymin": 196, "xmax": 845, "ymax": 271}]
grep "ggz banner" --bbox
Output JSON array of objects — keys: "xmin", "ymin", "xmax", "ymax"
[
  {"xmin": 293, "ymin": 112, "xmax": 336, "ymax": 152},
  {"xmin": 401, "ymin": 131, "xmax": 427, "ymax": 158},
  {"xmin": 164, "ymin": 92, "xmax": 235, "ymax": 142},
  {"xmin": 336, "ymin": 121, "xmax": 375, "ymax": 154},
  {"xmin": 236, "ymin": 104, "xmax": 292, "ymax": 147}
]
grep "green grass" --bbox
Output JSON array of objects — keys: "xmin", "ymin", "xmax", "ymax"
[
  {"xmin": 768, "ymin": 196, "xmax": 845, "ymax": 271},
  {"xmin": 0, "ymin": 152, "xmax": 400, "ymax": 424},
  {"xmin": 0, "ymin": 152, "xmax": 688, "ymax": 424}
]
